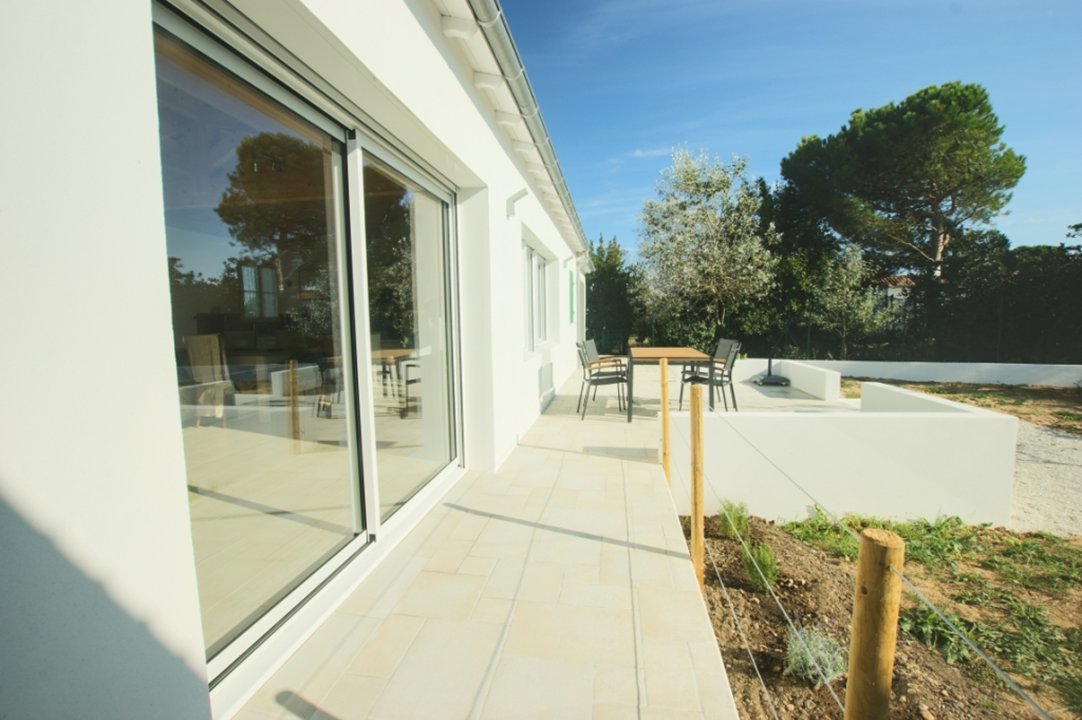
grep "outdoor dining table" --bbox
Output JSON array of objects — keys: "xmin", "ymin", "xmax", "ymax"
[{"xmin": 625, "ymin": 346, "xmax": 710, "ymax": 422}]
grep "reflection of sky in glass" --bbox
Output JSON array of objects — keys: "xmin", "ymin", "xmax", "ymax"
[{"xmin": 156, "ymin": 43, "xmax": 313, "ymax": 280}]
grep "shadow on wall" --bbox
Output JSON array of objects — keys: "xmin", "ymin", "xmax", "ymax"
[{"xmin": 0, "ymin": 495, "xmax": 212, "ymax": 719}]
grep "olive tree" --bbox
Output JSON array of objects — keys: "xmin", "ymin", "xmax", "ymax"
[{"xmin": 639, "ymin": 150, "xmax": 778, "ymax": 347}]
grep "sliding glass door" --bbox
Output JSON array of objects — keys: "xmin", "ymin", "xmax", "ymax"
[
  {"xmin": 362, "ymin": 160, "xmax": 455, "ymax": 520},
  {"xmin": 155, "ymin": 30, "xmax": 360, "ymax": 658}
]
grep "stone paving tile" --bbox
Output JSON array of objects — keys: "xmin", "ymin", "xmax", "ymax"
[{"xmin": 235, "ymin": 373, "xmax": 741, "ymax": 719}]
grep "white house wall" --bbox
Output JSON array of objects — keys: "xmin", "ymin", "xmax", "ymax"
[
  {"xmin": 1, "ymin": 0, "xmax": 584, "ymax": 715},
  {"xmin": 265, "ymin": 0, "xmax": 582, "ymax": 467},
  {"xmin": 0, "ymin": 2, "xmax": 212, "ymax": 718}
]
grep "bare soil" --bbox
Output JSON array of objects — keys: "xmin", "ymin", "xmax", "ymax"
[{"xmin": 687, "ymin": 516, "xmax": 1081, "ymax": 719}]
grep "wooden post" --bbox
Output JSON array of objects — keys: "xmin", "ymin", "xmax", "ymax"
[
  {"xmin": 845, "ymin": 528, "xmax": 905, "ymax": 720},
  {"xmin": 289, "ymin": 359, "xmax": 301, "ymax": 452},
  {"xmin": 659, "ymin": 358, "xmax": 671, "ymax": 485},
  {"xmin": 689, "ymin": 384, "xmax": 705, "ymax": 592}
]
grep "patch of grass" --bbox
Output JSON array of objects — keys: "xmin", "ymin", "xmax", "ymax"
[
  {"xmin": 782, "ymin": 509, "xmax": 859, "ymax": 560},
  {"xmin": 783, "ymin": 511, "xmax": 985, "ymax": 570},
  {"xmin": 715, "ymin": 499, "xmax": 750, "ymax": 540},
  {"xmin": 899, "ymin": 606, "xmax": 973, "ymax": 665},
  {"xmin": 788, "ymin": 511, "xmax": 1082, "ymax": 709},
  {"xmin": 785, "ymin": 626, "xmax": 847, "ymax": 687},
  {"xmin": 979, "ymin": 533, "xmax": 1082, "ymax": 591},
  {"xmin": 741, "ymin": 542, "xmax": 778, "ymax": 592}
]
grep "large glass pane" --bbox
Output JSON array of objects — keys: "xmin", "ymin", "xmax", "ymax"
[
  {"xmin": 363, "ymin": 161, "xmax": 454, "ymax": 519},
  {"xmin": 155, "ymin": 31, "xmax": 360, "ymax": 658}
]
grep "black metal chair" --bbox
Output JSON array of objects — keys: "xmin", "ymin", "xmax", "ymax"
[
  {"xmin": 583, "ymin": 338, "xmax": 624, "ymax": 371},
  {"xmin": 576, "ymin": 343, "xmax": 627, "ymax": 419},
  {"xmin": 679, "ymin": 338, "xmax": 741, "ymax": 411}
]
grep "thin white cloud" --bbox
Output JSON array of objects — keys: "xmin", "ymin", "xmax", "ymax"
[{"xmin": 629, "ymin": 147, "xmax": 672, "ymax": 158}]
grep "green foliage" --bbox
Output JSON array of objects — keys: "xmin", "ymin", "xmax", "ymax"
[
  {"xmin": 741, "ymin": 542, "xmax": 778, "ymax": 592},
  {"xmin": 781, "ymin": 509, "xmax": 859, "ymax": 560},
  {"xmin": 715, "ymin": 500, "xmax": 749, "ymax": 540},
  {"xmin": 808, "ymin": 245, "xmax": 892, "ymax": 359},
  {"xmin": 784, "ymin": 626, "xmax": 847, "ymax": 687},
  {"xmin": 639, "ymin": 150, "xmax": 778, "ymax": 339},
  {"xmin": 783, "ymin": 510, "xmax": 985, "ymax": 569},
  {"xmin": 785, "ymin": 511, "xmax": 1082, "ymax": 707},
  {"xmin": 899, "ymin": 606, "xmax": 972, "ymax": 665},
  {"xmin": 586, "ymin": 235, "xmax": 640, "ymax": 353},
  {"xmin": 781, "ymin": 82, "xmax": 1025, "ymax": 278}
]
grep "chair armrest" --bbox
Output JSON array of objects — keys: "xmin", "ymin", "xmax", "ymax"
[{"xmin": 589, "ymin": 357, "xmax": 625, "ymax": 370}]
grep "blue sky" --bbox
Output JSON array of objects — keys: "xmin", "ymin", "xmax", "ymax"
[{"xmin": 500, "ymin": 0, "xmax": 1081, "ymax": 258}]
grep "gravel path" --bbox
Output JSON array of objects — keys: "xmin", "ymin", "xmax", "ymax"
[{"xmin": 1009, "ymin": 421, "xmax": 1082, "ymax": 537}]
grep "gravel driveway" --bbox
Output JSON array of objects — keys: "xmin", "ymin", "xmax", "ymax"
[{"xmin": 1009, "ymin": 421, "xmax": 1082, "ymax": 537}]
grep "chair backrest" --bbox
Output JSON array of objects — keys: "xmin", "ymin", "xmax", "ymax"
[
  {"xmin": 711, "ymin": 338, "xmax": 738, "ymax": 361},
  {"xmin": 584, "ymin": 338, "xmax": 603, "ymax": 363},
  {"xmin": 576, "ymin": 343, "xmax": 590, "ymax": 373},
  {"xmin": 184, "ymin": 334, "xmax": 229, "ymax": 384},
  {"xmin": 720, "ymin": 340, "xmax": 741, "ymax": 378}
]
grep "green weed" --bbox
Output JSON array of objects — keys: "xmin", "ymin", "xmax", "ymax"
[
  {"xmin": 741, "ymin": 542, "xmax": 778, "ymax": 592},
  {"xmin": 716, "ymin": 499, "xmax": 750, "ymax": 540}
]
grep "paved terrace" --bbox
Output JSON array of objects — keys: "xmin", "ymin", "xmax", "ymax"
[{"xmin": 235, "ymin": 367, "xmax": 851, "ymax": 719}]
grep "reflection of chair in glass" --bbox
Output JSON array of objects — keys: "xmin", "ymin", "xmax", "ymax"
[
  {"xmin": 316, "ymin": 363, "xmax": 343, "ymax": 418},
  {"xmin": 183, "ymin": 334, "xmax": 234, "ymax": 427},
  {"xmin": 400, "ymin": 358, "xmax": 421, "ymax": 418},
  {"xmin": 679, "ymin": 338, "xmax": 741, "ymax": 412},
  {"xmin": 370, "ymin": 334, "xmax": 397, "ymax": 399},
  {"xmin": 576, "ymin": 343, "xmax": 627, "ymax": 419}
]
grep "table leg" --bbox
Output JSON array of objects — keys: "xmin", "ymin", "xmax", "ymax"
[
  {"xmin": 708, "ymin": 362, "xmax": 716, "ymax": 410},
  {"xmin": 627, "ymin": 357, "xmax": 634, "ymax": 422}
]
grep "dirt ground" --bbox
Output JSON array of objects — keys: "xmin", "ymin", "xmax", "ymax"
[{"xmin": 690, "ymin": 516, "xmax": 1078, "ymax": 719}]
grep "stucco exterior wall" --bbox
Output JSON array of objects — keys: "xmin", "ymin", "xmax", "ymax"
[
  {"xmin": 1, "ymin": 0, "xmax": 584, "ymax": 716},
  {"xmin": 0, "ymin": 2, "xmax": 212, "ymax": 717}
]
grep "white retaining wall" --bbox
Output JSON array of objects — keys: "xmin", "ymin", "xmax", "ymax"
[
  {"xmin": 669, "ymin": 383, "xmax": 1017, "ymax": 527},
  {"xmin": 726, "ymin": 358, "xmax": 840, "ymax": 401},
  {"xmin": 807, "ymin": 360, "xmax": 1082, "ymax": 388}
]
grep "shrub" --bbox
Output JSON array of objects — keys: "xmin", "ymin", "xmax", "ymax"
[
  {"xmin": 717, "ymin": 500, "xmax": 749, "ymax": 540},
  {"xmin": 741, "ymin": 542, "xmax": 778, "ymax": 592},
  {"xmin": 785, "ymin": 626, "xmax": 847, "ymax": 687}
]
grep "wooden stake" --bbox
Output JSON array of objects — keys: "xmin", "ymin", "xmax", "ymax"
[
  {"xmin": 689, "ymin": 384, "xmax": 705, "ymax": 592},
  {"xmin": 845, "ymin": 528, "xmax": 905, "ymax": 720},
  {"xmin": 659, "ymin": 358, "xmax": 671, "ymax": 485},
  {"xmin": 289, "ymin": 359, "xmax": 301, "ymax": 452}
]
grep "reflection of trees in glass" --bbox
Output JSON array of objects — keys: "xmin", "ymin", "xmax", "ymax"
[
  {"xmin": 364, "ymin": 166, "xmax": 415, "ymax": 346},
  {"xmin": 215, "ymin": 132, "xmax": 333, "ymax": 342}
]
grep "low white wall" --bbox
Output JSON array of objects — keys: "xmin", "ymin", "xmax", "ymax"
[
  {"xmin": 669, "ymin": 385, "xmax": 1017, "ymax": 527},
  {"xmin": 724, "ymin": 358, "xmax": 840, "ymax": 401},
  {"xmin": 861, "ymin": 382, "xmax": 967, "ymax": 413},
  {"xmin": 807, "ymin": 360, "xmax": 1082, "ymax": 388},
  {"xmin": 774, "ymin": 360, "xmax": 841, "ymax": 401}
]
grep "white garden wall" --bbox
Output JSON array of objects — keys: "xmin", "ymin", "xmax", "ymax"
[
  {"xmin": 807, "ymin": 360, "xmax": 1082, "ymax": 388},
  {"xmin": 668, "ymin": 384, "xmax": 1017, "ymax": 527}
]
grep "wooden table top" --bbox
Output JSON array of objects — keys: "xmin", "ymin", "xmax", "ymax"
[
  {"xmin": 629, "ymin": 347, "xmax": 709, "ymax": 362},
  {"xmin": 372, "ymin": 348, "xmax": 416, "ymax": 362}
]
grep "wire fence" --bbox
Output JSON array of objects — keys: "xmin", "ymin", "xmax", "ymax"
[{"xmin": 669, "ymin": 396, "xmax": 1059, "ymax": 719}]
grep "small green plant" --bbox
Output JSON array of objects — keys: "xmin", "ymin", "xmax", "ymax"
[
  {"xmin": 785, "ymin": 626, "xmax": 847, "ymax": 687},
  {"xmin": 899, "ymin": 606, "xmax": 972, "ymax": 665},
  {"xmin": 716, "ymin": 500, "xmax": 749, "ymax": 540},
  {"xmin": 741, "ymin": 542, "xmax": 778, "ymax": 592}
]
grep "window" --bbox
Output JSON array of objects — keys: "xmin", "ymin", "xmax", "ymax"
[
  {"xmin": 155, "ymin": 28, "xmax": 360, "ymax": 661},
  {"xmin": 241, "ymin": 264, "xmax": 279, "ymax": 318},
  {"xmin": 362, "ymin": 158, "xmax": 456, "ymax": 521},
  {"xmin": 524, "ymin": 246, "xmax": 548, "ymax": 350},
  {"xmin": 568, "ymin": 269, "xmax": 575, "ymax": 325}
]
